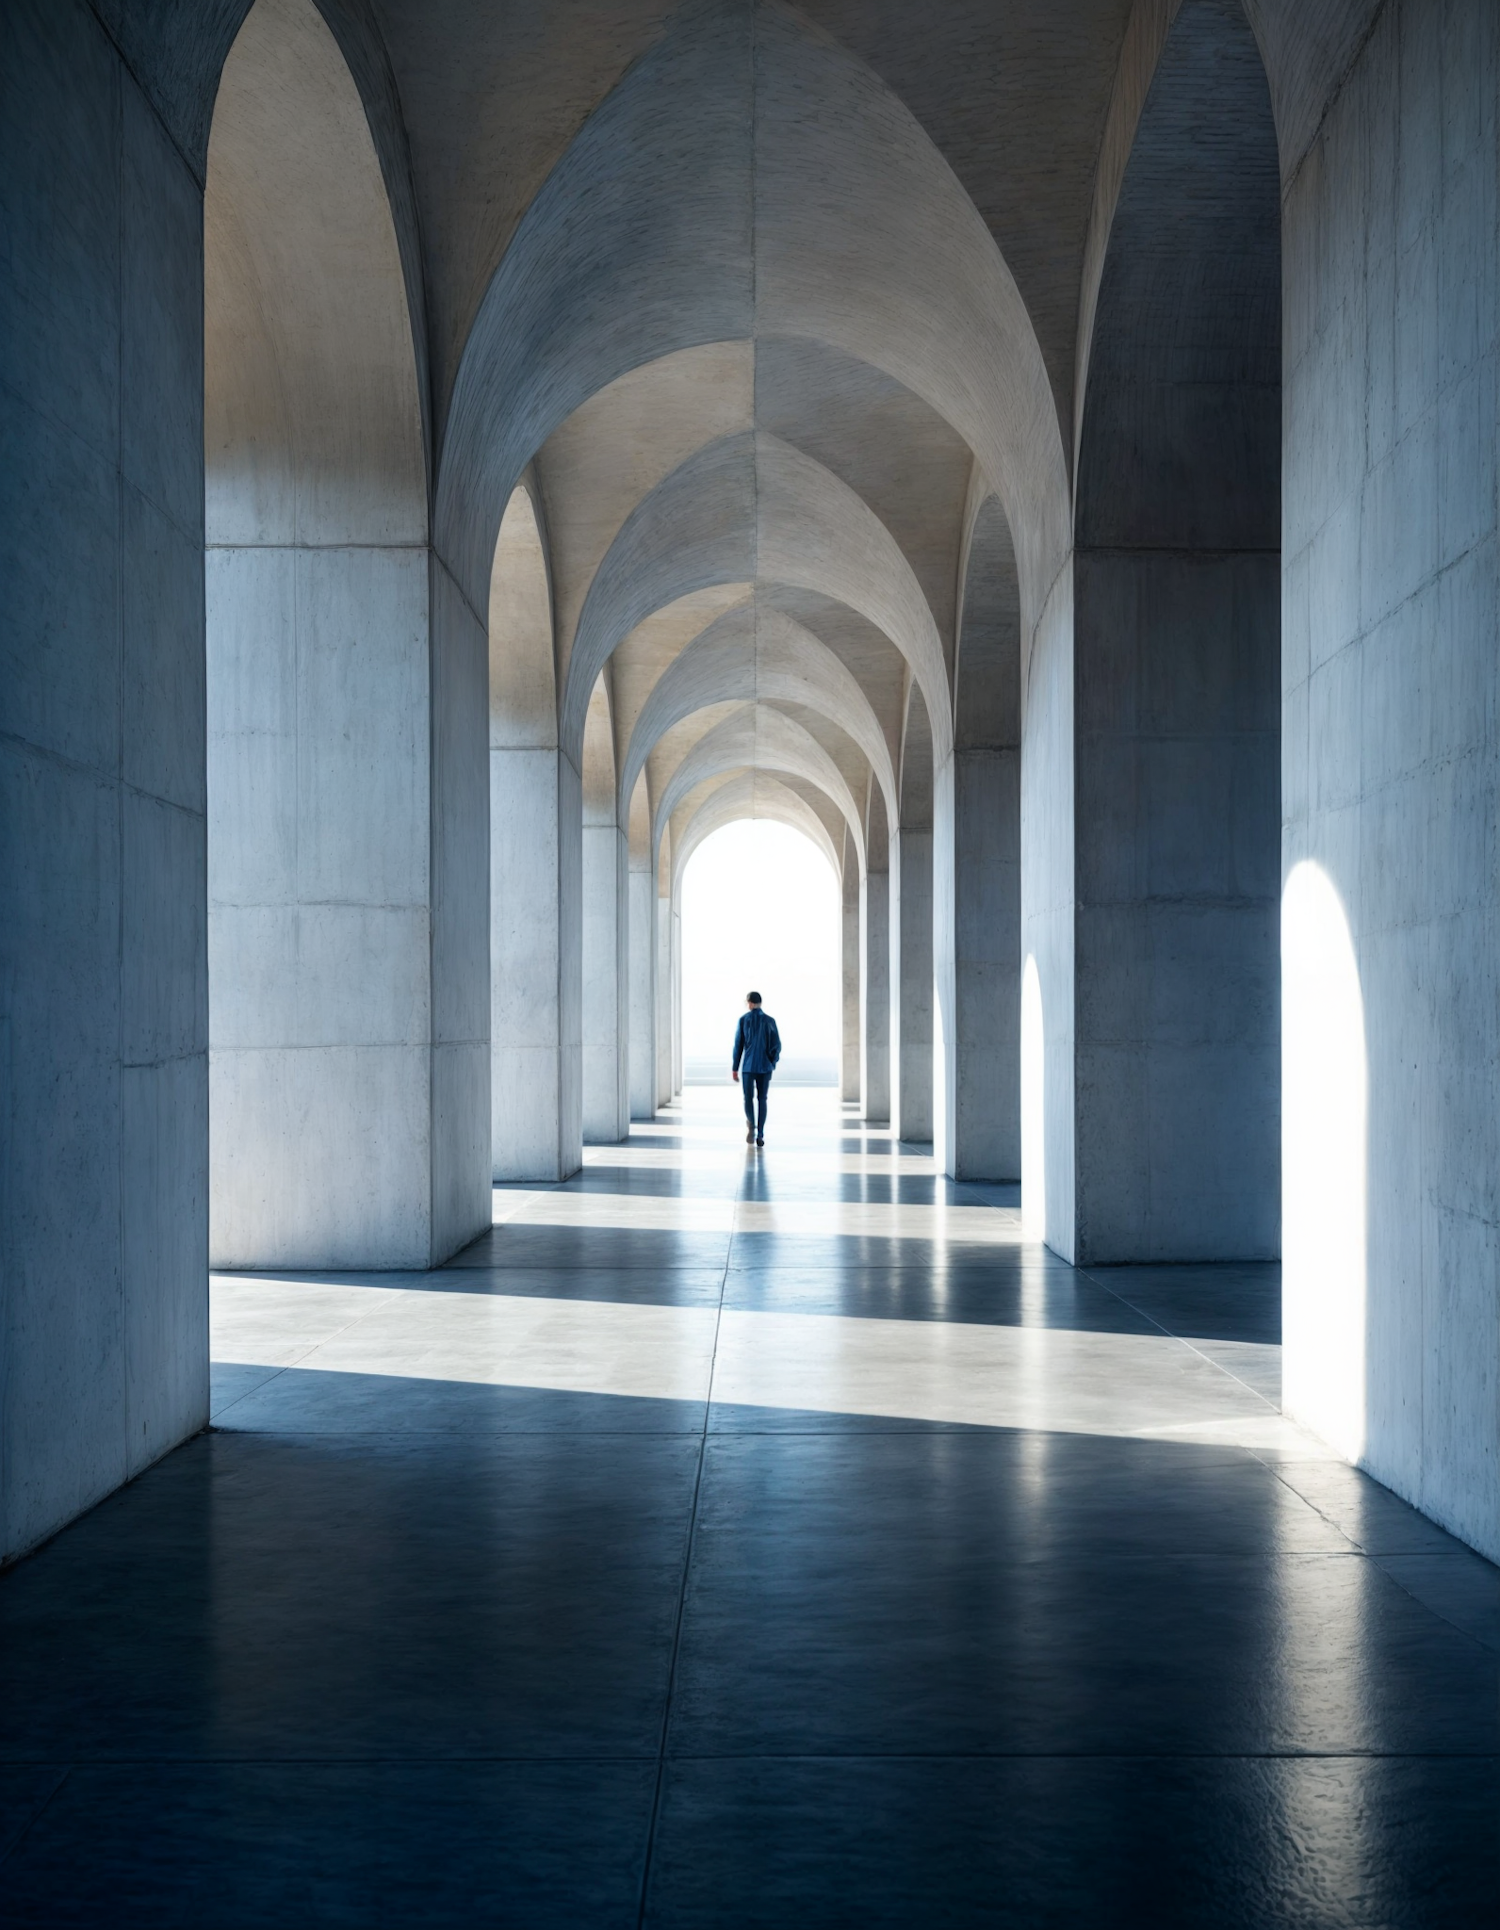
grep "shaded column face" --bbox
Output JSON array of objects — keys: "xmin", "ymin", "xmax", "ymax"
[
  {"xmin": 861, "ymin": 784, "xmax": 892, "ymax": 1125},
  {"xmin": 626, "ymin": 769, "xmax": 656, "ymax": 1123},
  {"xmin": 948, "ymin": 494, "xmax": 1021, "ymax": 1180},
  {"xmin": 861, "ymin": 874, "xmax": 892, "ymax": 1125},
  {"xmin": 206, "ymin": 0, "xmax": 496, "ymax": 1268},
  {"xmin": 1071, "ymin": 0, "xmax": 1281, "ymax": 1264},
  {"xmin": 893, "ymin": 688, "xmax": 935, "ymax": 1144}
]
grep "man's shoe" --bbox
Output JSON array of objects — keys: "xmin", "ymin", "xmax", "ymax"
[
  {"xmin": 756, "ymin": 1137, "xmax": 764, "ymax": 1147},
  {"xmin": 746, "ymin": 1127, "xmax": 754, "ymax": 1143}
]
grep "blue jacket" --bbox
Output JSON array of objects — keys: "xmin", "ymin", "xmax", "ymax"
[{"xmin": 732, "ymin": 1008, "xmax": 782, "ymax": 1077}]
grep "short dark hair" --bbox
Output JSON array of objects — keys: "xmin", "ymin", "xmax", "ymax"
[{"xmin": 746, "ymin": 990, "xmax": 762, "ymax": 1005}]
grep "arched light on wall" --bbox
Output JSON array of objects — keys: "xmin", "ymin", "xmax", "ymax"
[{"xmin": 1282, "ymin": 860, "xmax": 1367, "ymax": 1461}]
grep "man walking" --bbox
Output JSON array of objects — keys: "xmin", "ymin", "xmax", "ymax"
[{"xmin": 731, "ymin": 991, "xmax": 781, "ymax": 1147}]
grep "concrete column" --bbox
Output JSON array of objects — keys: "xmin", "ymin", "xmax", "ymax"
[
  {"xmin": 581, "ymin": 820, "xmax": 627, "ymax": 1142},
  {"xmin": 656, "ymin": 894, "xmax": 674, "ymax": 1107},
  {"xmin": 628, "ymin": 865, "xmax": 656, "ymax": 1120},
  {"xmin": 1, "ymin": 20, "xmax": 209, "ymax": 1558},
  {"xmin": 1279, "ymin": 0, "xmax": 1500, "ymax": 1562},
  {"xmin": 932, "ymin": 754, "xmax": 955, "ymax": 1171},
  {"xmin": 860, "ymin": 868, "xmax": 891, "ymax": 1124},
  {"xmin": 490, "ymin": 747, "xmax": 582, "ymax": 1180},
  {"xmin": 210, "ymin": 551, "xmax": 494, "ymax": 1261},
  {"xmin": 430, "ymin": 568, "xmax": 498, "ymax": 1255},
  {"xmin": 841, "ymin": 850, "xmax": 862, "ymax": 1105},
  {"xmin": 890, "ymin": 828, "xmax": 934, "ymax": 1143},
  {"xmin": 1072, "ymin": 553, "xmax": 1278, "ymax": 1261},
  {"xmin": 1020, "ymin": 575, "xmax": 1077, "ymax": 1254},
  {"xmin": 946, "ymin": 747, "xmax": 1021, "ymax": 1177}
]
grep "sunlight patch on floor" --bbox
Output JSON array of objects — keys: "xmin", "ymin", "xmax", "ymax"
[{"xmin": 210, "ymin": 1278, "xmax": 1319, "ymax": 1452}]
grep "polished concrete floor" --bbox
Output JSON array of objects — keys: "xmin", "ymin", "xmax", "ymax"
[{"xmin": 1, "ymin": 1090, "xmax": 1496, "ymax": 1925}]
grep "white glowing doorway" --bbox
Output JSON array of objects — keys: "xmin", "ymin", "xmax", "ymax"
[{"xmin": 680, "ymin": 822, "xmax": 841, "ymax": 1086}]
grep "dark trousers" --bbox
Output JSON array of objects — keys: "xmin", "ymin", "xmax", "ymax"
[{"xmin": 742, "ymin": 1071, "xmax": 771, "ymax": 1136}]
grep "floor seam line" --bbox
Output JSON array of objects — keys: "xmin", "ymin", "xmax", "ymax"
[
  {"xmin": 1077, "ymin": 1266, "xmax": 1287, "ymax": 1418},
  {"xmin": 0, "ymin": 1764, "xmax": 72, "ymax": 1874},
  {"xmin": 635, "ymin": 1166, "xmax": 728, "ymax": 1927}
]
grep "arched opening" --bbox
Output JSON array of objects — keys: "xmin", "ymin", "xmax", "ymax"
[
  {"xmin": 205, "ymin": 0, "xmax": 433, "ymax": 1267},
  {"xmin": 1072, "ymin": 0, "xmax": 1281, "ymax": 1263},
  {"xmin": 680, "ymin": 820, "xmax": 842, "ymax": 1090}
]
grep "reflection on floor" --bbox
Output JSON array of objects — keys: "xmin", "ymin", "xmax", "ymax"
[{"xmin": 1, "ymin": 1089, "xmax": 1496, "ymax": 1924}]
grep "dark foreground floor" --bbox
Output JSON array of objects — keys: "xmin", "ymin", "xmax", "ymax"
[{"xmin": 1, "ymin": 1094, "xmax": 1496, "ymax": 1926}]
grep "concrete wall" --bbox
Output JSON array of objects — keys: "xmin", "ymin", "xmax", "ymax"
[
  {"xmin": 1070, "ymin": 0, "xmax": 1281, "ymax": 1264},
  {"xmin": 1, "ymin": 0, "xmax": 209, "ymax": 1560},
  {"xmin": 1281, "ymin": 0, "xmax": 1500, "ymax": 1561}
]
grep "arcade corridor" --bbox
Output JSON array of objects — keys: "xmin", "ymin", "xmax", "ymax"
[{"xmin": 0, "ymin": 1092, "xmax": 1494, "ymax": 1923}]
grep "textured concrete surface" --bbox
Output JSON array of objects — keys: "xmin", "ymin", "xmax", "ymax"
[
  {"xmin": 947, "ymin": 487, "xmax": 1022, "ymax": 1180},
  {"xmin": 1280, "ymin": 0, "xmax": 1500, "ymax": 1562},
  {"xmin": 1, "ymin": 0, "xmax": 210, "ymax": 1561},
  {"xmin": 1070, "ymin": 0, "xmax": 1281, "ymax": 1265},
  {"xmin": 0, "ymin": 1093, "xmax": 1493, "ymax": 1921},
  {"xmin": 841, "ymin": 828, "xmax": 862, "ymax": 1104},
  {"xmin": 861, "ymin": 787, "xmax": 893, "ymax": 1128},
  {"xmin": 8, "ymin": 0, "xmax": 1499, "ymax": 1614},
  {"xmin": 489, "ymin": 484, "xmax": 583, "ymax": 1183}
]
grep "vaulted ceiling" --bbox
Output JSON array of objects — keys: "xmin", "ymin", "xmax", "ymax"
[{"xmin": 199, "ymin": 0, "xmax": 1357, "ymax": 889}]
